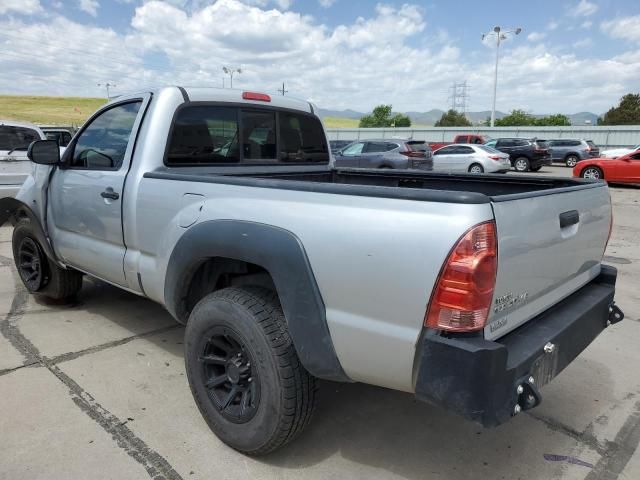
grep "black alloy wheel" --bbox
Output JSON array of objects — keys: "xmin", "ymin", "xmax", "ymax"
[
  {"xmin": 17, "ymin": 237, "xmax": 46, "ymax": 291},
  {"xmin": 200, "ymin": 327, "xmax": 260, "ymax": 424}
]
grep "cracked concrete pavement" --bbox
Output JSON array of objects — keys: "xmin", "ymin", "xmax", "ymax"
[{"xmin": 1, "ymin": 166, "xmax": 639, "ymax": 480}]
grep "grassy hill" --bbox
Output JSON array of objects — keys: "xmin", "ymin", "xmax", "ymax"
[
  {"xmin": 322, "ymin": 116, "xmax": 360, "ymax": 128},
  {"xmin": 0, "ymin": 95, "xmax": 106, "ymax": 126}
]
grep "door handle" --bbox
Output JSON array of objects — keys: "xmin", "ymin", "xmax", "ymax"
[
  {"xmin": 100, "ymin": 188, "xmax": 120, "ymax": 200},
  {"xmin": 559, "ymin": 210, "xmax": 579, "ymax": 228}
]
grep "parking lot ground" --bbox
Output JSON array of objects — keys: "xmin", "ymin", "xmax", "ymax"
[{"xmin": 1, "ymin": 165, "xmax": 639, "ymax": 480}]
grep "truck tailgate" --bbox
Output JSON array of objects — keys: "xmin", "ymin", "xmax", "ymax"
[{"xmin": 485, "ymin": 183, "xmax": 611, "ymax": 340}]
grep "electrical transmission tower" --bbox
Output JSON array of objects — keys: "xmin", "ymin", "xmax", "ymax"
[{"xmin": 448, "ymin": 81, "xmax": 470, "ymax": 113}]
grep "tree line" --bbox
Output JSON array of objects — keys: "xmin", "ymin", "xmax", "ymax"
[{"xmin": 357, "ymin": 93, "xmax": 640, "ymax": 127}]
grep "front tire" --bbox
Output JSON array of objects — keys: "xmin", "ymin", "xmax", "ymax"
[
  {"xmin": 185, "ymin": 287, "xmax": 317, "ymax": 455},
  {"xmin": 565, "ymin": 155, "xmax": 579, "ymax": 168},
  {"xmin": 468, "ymin": 163, "xmax": 484, "ymax": 174},
  {"xmin": 514, "ymin": 157, "xmax": 530, "ymax": 172},
  {"xmin": 581, "ymin": 166, "xmax": 603, "ymax": 180},
  {"xmin": 12, "ymin": 218, "xmax": 83, "ymax": 300}
]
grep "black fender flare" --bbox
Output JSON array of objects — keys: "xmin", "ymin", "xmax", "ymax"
[
  {"xmin": 164, "ymin": 219, "xmax": 349, "ymax": 382},
  {"xmin": 0, "ymin": 197, "xmax": 58, "ymax": 263}
]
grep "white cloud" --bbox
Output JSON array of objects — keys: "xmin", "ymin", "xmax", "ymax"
[
  {"xmin": 547, "ymin": 20, "xmax": 559, "ymax": 30},
  {"xmin": 78, "ymin": 0, "xmax": 100, "ymax": 16},
  {"xmin": 570, "ymin": 0, "xmax": 598, "ymax": 17},
  {"xmin": 573, "ymin": 38, "xmax": 593, "ymax": 48},
  {"xmin": 319, "ymin": 0, "xmax": 336, "ymax": 7},
  {"xmin": 527, "ymin": 32, "xmax": 546, "ymax": 42},
  {"xmin": 0, "ymin": 0, "xmax": 42, "ymax": 15},
  {"xmin": 243, "ymin": 0, "xmax": 293, "ymax": 10},
  {"xmin": 2, "ymin": 0, "xmax": 640, "ymax": 115},
  {"xmin": 581, "ymin": 20, "xmax": 592, "ymax": 28},
  {"xmin": 601, "ymin": 16, "xmax": 640, "ymax": 43}
]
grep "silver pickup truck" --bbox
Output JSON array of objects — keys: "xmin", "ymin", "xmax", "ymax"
[{"xmin": 0, "ymin": 87, "xmax": 624, "ymax": 455}]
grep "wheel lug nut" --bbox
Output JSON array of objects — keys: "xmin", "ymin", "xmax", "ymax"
[
  {"xmin": 517, "ymin": 385, "xmax": 524, "ymax": 395},
  {"xmin": 248, "ymin": 377, "xmax": 252, "ymax": 382}
]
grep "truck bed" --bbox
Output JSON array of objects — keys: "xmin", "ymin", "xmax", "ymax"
[{"xmin": 145, "ymin": 167, "xmax": 603, "ymax": 204}]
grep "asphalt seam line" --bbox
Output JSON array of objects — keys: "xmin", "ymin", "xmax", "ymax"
[
  {"xmin": 526, "ymin": 412, "xmax": 608, "ymax": 456},
  {"xmin": 0, "ymin": 262, "xmax": 185, "ymax": 480},
  {"xmin": 48, "ymin": 324, "xmax": 182, "ymax": 365},
  {"xmin": 584, "ymin": 401, "xmax": 640, "ymax": 480}
]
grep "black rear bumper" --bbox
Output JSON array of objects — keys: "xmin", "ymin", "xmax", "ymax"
[{"xmin": 414, "ymin": 265, "xmax": 621, "ymax": 427}]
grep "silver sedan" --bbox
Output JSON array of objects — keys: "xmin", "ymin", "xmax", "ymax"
[{"xmin": 432, "ymin": 144, "xmax": 511, "ymax": 173}]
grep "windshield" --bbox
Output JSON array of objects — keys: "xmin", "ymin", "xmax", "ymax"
[{"xmin": 0, "ymin": 125, "xmax": 40, "ymax": 151}]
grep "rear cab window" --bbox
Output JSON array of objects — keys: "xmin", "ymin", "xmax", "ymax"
[{"xmin": 166, "ymin": 105, "xmax": 329, "ymax": 166}]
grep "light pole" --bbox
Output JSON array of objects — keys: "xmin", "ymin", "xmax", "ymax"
[
  {"xmin": 482, "ymin": 26, "xmax": 521, "ymax": 127},
  {"xmin": 97, "ymin": 82, "xmax": 116, "ymax": 99},
  {"xmin": 222, "ymin": 66, "xmax": 242, "ymax": 88}
]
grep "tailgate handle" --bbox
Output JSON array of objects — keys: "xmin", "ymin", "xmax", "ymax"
[{"xmin": 559, "ymin": 210, "xmax": 580, "ymax": 228}]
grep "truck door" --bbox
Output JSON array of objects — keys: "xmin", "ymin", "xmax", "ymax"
[{"xmin": 48, "ymin": 98, "xmax": 148, "ymax": 286}]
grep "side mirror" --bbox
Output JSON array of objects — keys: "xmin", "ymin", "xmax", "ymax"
[{"xmin": 27, "ymin": 140, "xmax": 60, "ymax": 165}]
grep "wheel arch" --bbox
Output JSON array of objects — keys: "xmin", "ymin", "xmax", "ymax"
[
  {"xmin": 0, "ymin": 197, "xmax": 58, "ymax": 263},
  {"xmin": 164, "ymin": 219, "xmax": 349, "ymax": 382}
]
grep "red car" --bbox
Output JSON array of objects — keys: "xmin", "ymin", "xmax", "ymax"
[{"xmin": 573, "ymin": 150, "xmax": 640, "ymax": 183}]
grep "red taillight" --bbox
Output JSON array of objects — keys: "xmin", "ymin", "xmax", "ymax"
[
  {"xmin": 242, "ymin": 91, "xmax": 271, "ymax": 102},
  {"xmin": 400, "ymin": 150, "xmax": 425, "ymax": 158},
  {"xmin": 425, "ymin": 221, "xmax": 497, "ymax": 332},
  {"xmin": 489, "ymin": 155, "xmax": 501, "ymax": 161}
]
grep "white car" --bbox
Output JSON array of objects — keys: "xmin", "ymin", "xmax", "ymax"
[
  {"xmin": 0, "ymin": 120, "xmax": 47, "ymax": 197},
  {"xmin": 433, "ymin": 143, "xmax": 511, "ymax": 173},
  {"xmin": 600, "ymin": 144, "xmax": 640, "ymax": 159}
]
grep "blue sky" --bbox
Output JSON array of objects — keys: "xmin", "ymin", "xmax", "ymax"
[{"xmin": 1, "ymin": 0, "xmax": 640, "ymax": 114}]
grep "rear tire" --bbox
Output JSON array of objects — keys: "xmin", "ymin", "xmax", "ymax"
[
  {"xmin": 514, "ymin": 157, "xmax": 530, "ymax": 172},
  {"xmin": 185, "ymin": 287, "xmax": 317, "ymax": 455},
  {"xmin": 12, "ymin": 218, "xmax": 83, "ymax": 301},
  {"xmin": 581, "ymin": 166, "xmax": 603, "ymax": 180},
  {"xmin": 565, "ymin": 155, "xmax": 579, "ymax": 168},
  {"xmin": 468, "ymin": 163, "xmax": 484, "ymax": 174}
]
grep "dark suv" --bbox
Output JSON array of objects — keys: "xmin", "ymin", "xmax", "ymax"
[
  {"xmin": 547, "ymin": 139, "xmax": 600, "ymax": 167},
  {"xmin": 334, "ymin": 138, "xmax": 433, "ymax": 170},
  {"xmin": 493, "ymin": 138, "xmax": 552, "ymax": 172}
]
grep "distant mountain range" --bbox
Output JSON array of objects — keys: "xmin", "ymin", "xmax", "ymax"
[{"xmin": 317, "ymin": 108, "xmax": 600, "ymax": 126}]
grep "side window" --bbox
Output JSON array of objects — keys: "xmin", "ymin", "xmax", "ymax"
[
  {"xmin": 342, "ymin": 142, "xmax": 365, "ymax": 155},
  {"xmin": 457, "ymin": 136, "xmax": 469, "ymax": 143},
  {"xmin": 364, "ymin": 142, "xmax": 390, "ymax": 153},
  {"xmin": 496, "ymin": 139, "xmax": 513, "ymax": 148},
  {"xmin": 242, "ymin": 110, "xmax": 276, "ymax": 161},
  {"xmin": 62, "ymin": 132, "xmax": 72, "ymax": 146},
  {"xmin": 279, "ymin": 111, "xmax": 328, "ymax": 162},
  {"xmin": 385, "ymin": 143, "xmax": 399, "ymax": 151},
  {"xmin": 458, "ymin": 146, "xmax": 475, "ymax": 154},
  {"xmin": 471, "ymin": 137, "xmax": 483, "ymax": 144},
  {"xmin": 71, "ymin": 101, "xmax": 141, "ymax": 170},
  {"xmin": 514, "ymin": 139, "xmax": 529, "ymax": 147},
  {"xmin": 630, "ymin": 153, "xmax": 640, "ymax": 160},
  {"xmin": 168, "ymin": 106, "xmax": 239, "ymax": 165},
  {"xmin": 435, "ymin": 146, "xmax": 455, "ymax": 155}
]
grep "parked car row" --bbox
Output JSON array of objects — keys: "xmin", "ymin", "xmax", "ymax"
[{"xmin": 332, "ymin": 138, "xmax": 433, "ymax": 170}]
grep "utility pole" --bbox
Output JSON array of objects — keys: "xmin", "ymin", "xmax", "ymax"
[
  {"xmin": 97, "ymin": 82, "xmax": 116, "ymax": 99},
  {"xmin": 481, "ymin": 26, "xmax": 522, "ymax": 127},
  {"xmin": 222, "ymin": 66, "xmax": 242, "ymax": 88},
  {"xmin": 278, "ymin": 82, "xmax": 288, "ymax": 96}
]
